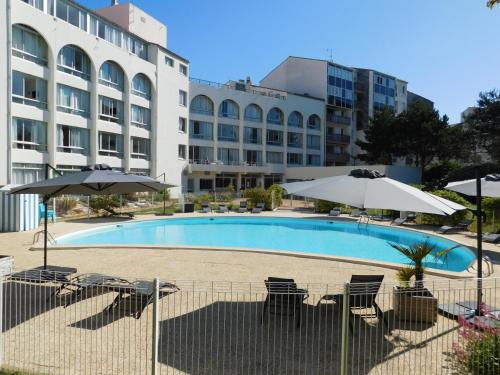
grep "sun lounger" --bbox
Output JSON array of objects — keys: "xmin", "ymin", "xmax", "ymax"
[
  {"xmin": 103, "ymin": 207, "xmax": 135, "ymax": 218},
  {"xmin": 329, "ymin": 208, "xmax": 341, "ymax": 216},
  {"xmin": 350, "ymin": 209, "xmax": 367, "ymax": 218},
  {"xmin": 200, "ymin": 201, "xmax": 212, "ymax": 213},
  {"xmin": 483, "ymin": 232, "xmax": 500, "ymax": 244},
  {"xmin": 261, "ymin": 277, "xmax": 308, "ymax": 328},
  {"xmin": 217, "ymin": 204, "xmax": 229, "ymax": 213},
  {"xmin": 104, "ymin": 280, "xmax": 179, "ymax": 319},
  {"xmin": 238, "ymin": 201, "xmax": 248, "ymax": 213},
  {"xmin": 252, "ymin": 202, "xmax": 265, "ymax": 214},
  {"xmin": 317, "ymin": 275, "xmax": 386, "ymax": 332},
  {"xmin": 10, "ymin": 266, "xmax": 77, "ymax": 284},
  {"xmin": 437, "ymin": 220, "xmax": 472, "ymax": 234},
  {"xmin": 391, "ymin": 217, "xmax": 407, "ymax": 226}
]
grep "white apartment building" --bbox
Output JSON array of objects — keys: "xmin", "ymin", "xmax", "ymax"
[
  {"xmin": 0, "ymin": 0, "xmax": 189, "ymax": 195},
  {"xmin": 187, "ymin": 78, "xmax": 325, "ymax": 193}
]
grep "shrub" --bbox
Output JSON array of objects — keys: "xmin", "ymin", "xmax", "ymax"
[
  {"xmin": 242, "ymin": 188, "xmax": 271, "ymax": 210},
  {"xmin": 58, "ymin": 197, "xmax": 77, "ymax": 213},
  {"xmin": 89, "ymin": 195, "xmax": 120, "ymax": 215},
  {"xmin": 316, "ymin": 200, "xmax": 348, "ymax": 214},
  {"xmin": 419, "ymin": 190, "xmax": 471, "ymax": 226},
  {"xmin": 267, "ymin": 184, "xmax": 285, "ymax": 208}
]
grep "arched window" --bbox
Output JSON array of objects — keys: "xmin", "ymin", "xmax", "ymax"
[
  {"xmin": 288, "ymin": 111, "xmax": 303, "ymax": 128},
  {"xmin": 267, "ymin": 107, "xmax": 284, "ymax": 125},
  {"xmin": 99, "ymin": 61, "xmax": 124, "ymax": 91},
  {"xmin": 12, "ymin": 24, "xmax": 48, "ymax": 66},
  {"xmin": 57, "ymin": 45, "xmax": 91, "ymax": 80},
  {"xmin": 244, "ymin": 104, "xmax": 263, "ymax": 122},
  {"xmin": 307, "ymin": 114, "xmax": 321, "ymax": 130},
  {"xmin": 219, "ymin": 99, "xmax": 240, "ymax": 119},
  {"xmin": 131, "ymin": 74, "xmax": 152, "ymax": 100},
  {"xmin": 190, "ymin": 95, "xmax": 214, "ymax": 115}
]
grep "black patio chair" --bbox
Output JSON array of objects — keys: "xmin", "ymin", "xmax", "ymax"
[{"xmin": 261, "ymin": 277, "xmax": 308, "ymax": 328}]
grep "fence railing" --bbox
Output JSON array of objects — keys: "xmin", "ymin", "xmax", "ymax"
[{"xmin": 1, "ymin": 271, "xmax": 499, "ymax": 374}]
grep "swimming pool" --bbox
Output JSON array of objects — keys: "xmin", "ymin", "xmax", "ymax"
[{"xmin": 56, "ymin": 217, "xmax": 475, "ymax": 272}]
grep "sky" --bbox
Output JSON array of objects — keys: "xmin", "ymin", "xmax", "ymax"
[{"xmin": 79, "ymin": 0, "xmax": 500, "ymax": 123}]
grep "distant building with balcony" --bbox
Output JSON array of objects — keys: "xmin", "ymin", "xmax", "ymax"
[{"xmin": 188, "ymin": 78, "xmax": 325, "ymax": 194}]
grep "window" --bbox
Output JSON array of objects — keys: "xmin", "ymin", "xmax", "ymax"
[
  {"xmin": 217, "ymin": 148, "xmax": 239, "ymax": 165},
  {"xmin": 99, "ymin": 132, "xmax": 123, "ymax": 157},
  {"xmin": 57, "ymin": 84, "xmax": 90, "ymax": 117},
  {"xmin": 57, "ymin": 45, "xmax": 90, "ymax": 80},
  {"xmin": 125, "ymin": 35, "xmax": 147, "ymax": 60},
  {"xmin": 99, "ymin": 61, "xmax": 124, "ymax": 91},
  {"xmin": 179, "ymin": 90, "xmax": 187, "ymax": 106},
  {"xmin": 56, "ymin": 0, "xmax": 87, "ymax": 30},
  {"xmin": 165, "ymin": 56, "xmax": 174, "ymax": 67},
  {"xmin": 179, "ymin": 64, "xmax": 188, "ymax": 76},
  {"xmin": 189, "ymin": 146, "xmax": 214, "ymax": 163},
  {"xmin": 307, "ymin": 114, "xmax": 321, "ymax": 130},
  {"xmin": 57, "ymin": 125, "xmax": 89, "ymax": 154},
  {"xmin": 266, "ymin": 151, "xmax": 283, "ymax": 165},
  {"xmin": 187, "ymin": 178, "xmax": 194, "ymax": 193},
  {"xmin": 12, "ymin": 25, "xmax": 48, "ymax": 65},
  {"xmin": 266, "ymin": 130, "xmax": 283, "ymax": 146},
  {"xmin": 12, "ymin": 118, "xmax": 47, "ymax": 151},
  {"xmin": 131, "ymin": 137, "xmax": 150, "ymax": 160},
  {"xmin": 56, "ymin": 165, "xmax": 84, "ymax": 175},
  {"xmin": 190, "ymin": 95, "xmax": 214, "ymax": 115},
  {"xmin": 243, "ymin": 150, "xmax": 262, "ymax": 165},
  {"xmin": 287, "ymin": 132, "xmax": 303, "ymax": 148},
  {"xmin": 131, "ymin": 74, "xmax": 151, "ymax": 99},
  {"xmin": 267, "ymin": 108, "xmax": 284, "ymax": 125},
  {"xmin": 199, "ymin": 179, "xmax": 213, "ymax": 191},
  {"xmin": 217, "ymin": 123, "xmax": 239, "ymax": 142},
  {"xmin": 178, "ymin": 144, "xmax": 186, "ymax": 159},
  {"xmin": 264, "ymin": 174, "xmax": 283, "ymax": 189},
  {"xmin": 243, "ymin": 127, "xmax": 262, "ymax": 144},
  {"xmin": 12, "ymin": 71, "xmax": 47, "ymax": 109},
  {"xmin": 21, "ymin": 0, "xmax": 43, "ymax": 10},
  {"xmin": 12, "ymin": 163, "xmax": 44, "ymax": 184},
  {"xmin": 287, "ymin": 153, "xmax": 303, "ymax": 166},
  {"xmin": 189, "ymin": 120, "xmax": 213, "ymax": 140},
  {"xmin": 178, "ymin": 117, "xmax": 187, "ymax": 132},
  {"xmin": 218, "ymin": 100, "xmax": 239, "ymax": 119},
  {"xmin": 307, "ymin": 135, "xmax": 321, "ymax": 150},
  {"xmin": 99, "ymin": 96, "xmax": 124, "ymax": 124},
  {"xmin": 244, "ymin": 104, "xmax": 263, "ymax": 122},
  {"xmin": 90, "ymin": 16, "xmax": 122, "ymax": 47},
  {"xmin": 131, "ymin": 105, "xmax": 151, "ymax": 129},
  {"xmin": 307, "ymin": 154, "xmax": 321, "ymax": 166},
  {"xmin": 287, "ymin": 111, "xmax": 303, "ymax": 128},
  {"xmin": 130, "ymin": 168, "xmax": 150, "ymax": 176}
]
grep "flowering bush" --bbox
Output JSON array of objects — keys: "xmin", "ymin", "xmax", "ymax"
[{"xmin": 451, "ymin": 303, "xmax": 500, "ymax": 375}]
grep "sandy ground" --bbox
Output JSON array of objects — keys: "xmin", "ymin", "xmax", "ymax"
[{"xmin": 1, "ymin": 210, "xmax": 499, "ymax": 374}]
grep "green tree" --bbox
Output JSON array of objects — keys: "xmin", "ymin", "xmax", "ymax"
[
  {"xmin": 356, "ymin": 107, "xmax": 397, "ymax": 164},
  {"xmin": 487, "ymin": 0, "xmax": 499, "ymax": 8}
]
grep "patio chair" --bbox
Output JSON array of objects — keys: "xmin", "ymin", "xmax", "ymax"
[
  {"xmin": 483, "ymin": 232, "xmax": 500, "ymax": 244},
  {"xmin": 350, "ymin": 209, "xmax": 367, "ymax": 218},
  {"xmin": 329, "ymin": 208, "xmax": 341, "ymax": 217},
  {"xmin": 104, "ymin": 280, "xmax": 179, "ymax": 319},
  {"xmin": 10, "ymin": 266, "xmax": 77, "ymax": 284},
  {"xmin": 238, "ymin": 201, "xmax": 248, "ymax": 213},
  {"xmin": 39, "ymin": 203, "xmax": 55, "ymax": 223},
  {"xmin": 252, "ymin": 202, "xmax": 265, "ymax": 214},
  {"xmin": 200, "ymin": 201, "xmax": 212, "ymax": 213},
  {"xmin": 261, "ymin": 277, "xmax": 308, "ymax": 328},
  {"xmin": 317, "ymin": 275, "xmax": 386, "ymax": 332},
  {"xmin": 217, "ymin": 204, "xmax": 229, "ymax": 213},
  {"xmin": 391, "ymin": 217, "xmax": 407, "ymax": 226},
  {"xmin": 436, "ymin": 219, "xmax": 472, "ymax": 234}
]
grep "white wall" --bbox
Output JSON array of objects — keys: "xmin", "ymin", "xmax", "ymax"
[{"xmin": 0, "ymin": 0, "xmax": 8, "ymax": 185}]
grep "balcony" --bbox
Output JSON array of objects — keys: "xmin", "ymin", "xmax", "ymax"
[
  {"xmin": 326, "ymin": 115, "xmax": 351, "ymax": 126},
  {"xmin": 326, "ymin": 134, "xmax": 351, "ymax": 144},
  {"xmin": 326, "ymin": 153, "xmax": 351, "ymax": 164},
  {"xmin": 189, "ymin": 160, "xmax": 284, "ymax": 174}
]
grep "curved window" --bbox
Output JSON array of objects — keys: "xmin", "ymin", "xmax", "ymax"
[
  {"xmin": 267, "ymin": 108, "xmax": 284, "ymax": 125},
  {"xmin": 218, "ymin": 99, "xmax": 240, "ymax": 119},
  {"xmin": 131, "ymin": 74, "xmax": 152, "ymax": 100},
  {"xmin": 99, "ymin": 61, "xmax": 124, "ymax": 91},
  {"xmin": 12, "ymin": 24, "xmax": 48, "ymax": 66},
  {"xmin": 288, "ymin": 111, "xmax": 303, "ymax": 128},
  {"xmin": 57, "ymin": 45, "xmax": 91, "ymax": 80},
  {"xmin": 244, "ymin": 104, "xmax": 263, "ymax": 122},
  {"xmin": 190, "ymin": 95, "xmax": 214, "ymax": 115},
  {"xmin": 307, "ymin": 114, "xmax": 321, "ymax": 130}
]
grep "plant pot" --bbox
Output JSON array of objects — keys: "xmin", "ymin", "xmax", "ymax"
[{"xmin": 393, "ymin": 286, "xmax": 438, "ymax": 323}]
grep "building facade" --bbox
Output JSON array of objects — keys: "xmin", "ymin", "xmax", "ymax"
[
  {"xmin": 187, "ymin": 78, "xmax": 325, "ymax": 194},
  {"xmin": 1, "ymin": 0, "xmax": 189, "ymax": 195}
]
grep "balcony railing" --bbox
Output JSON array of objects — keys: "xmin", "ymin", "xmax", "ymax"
[
  {"xmin": 326, "ymin": 152, "xmax": 351, "ymax": 163},
  {"xmin": 190, "ymin": 77, "xmax": 287, "ymax": 100},
  {"xmin": 190, "ymin": 159, "xmax": 265, "ymax": 167},
  {"xmin": 327, "ymin": 115, "xmax": 351, "ymax": 125},
  {"xmin": 326, "ymin": 134, "xmax": 351, "ymax": 144}
]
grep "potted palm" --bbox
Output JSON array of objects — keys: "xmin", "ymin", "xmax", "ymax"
[{"xmin": 390, "ymin": 240, "xmax": 445, "ymax": 323}]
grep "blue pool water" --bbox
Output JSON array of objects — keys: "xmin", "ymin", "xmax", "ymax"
[{"xmin": 56, "ymin": 217, "xmax": 476, "ymax": 272}]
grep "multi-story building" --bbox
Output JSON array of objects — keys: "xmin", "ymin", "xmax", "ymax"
[
  {"xmin": 0, "ymin": 0, "xmax": 189, "ymax": 195},
  {"xmin": 187, "ymin": 78, "xmax": 325, "ymax": 193}
]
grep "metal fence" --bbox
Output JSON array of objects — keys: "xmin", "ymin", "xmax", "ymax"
[{"xmin": 1, "ymin": 271, "xmax": 499, "ymax": 374}]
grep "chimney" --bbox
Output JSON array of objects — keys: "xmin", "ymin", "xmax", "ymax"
[
  {"xmin": 246, "ymin": 76, "xmax": 252, "ymax": 85},
  {"xmin": 111, "ymin": 0, "xmax": 119, "ymax": 5}
]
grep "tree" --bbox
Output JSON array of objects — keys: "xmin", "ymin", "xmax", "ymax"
[
  {"xmin": 356, "ymin": 107, "xmax": 397, "ymax": 164},
  {"xmin": 464, "ymin": 90, "xmax": 500, "ymax": 164},
  {"xmin": 487, "ymin": 0, "xmax": 499, "ymax": 8}
]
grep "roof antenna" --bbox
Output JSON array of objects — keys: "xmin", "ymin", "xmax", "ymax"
[{"xmin": 327, "ymin": 48, "xmax": 334, "ymax": 63}]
